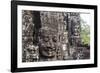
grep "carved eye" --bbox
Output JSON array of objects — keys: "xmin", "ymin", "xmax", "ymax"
[
  {"xmin": 44, "ymin": 36, "xmax": 49, "ymax": 42},
  {"xmin": 24, "ymin": 15, "xmax": 32, "ymax": 23},
  {"xmin": 53, "ymin": 36, "xmax": 57, "ymax": 42}
]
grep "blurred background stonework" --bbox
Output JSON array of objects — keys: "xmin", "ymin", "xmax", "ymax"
[{"xmin": 22, "ymin": 10, "xmax": 90, "ymax": 62}]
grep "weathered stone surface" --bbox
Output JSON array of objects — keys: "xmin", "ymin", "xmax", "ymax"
[{"xmin": 22, "ymin": 11, "xmax": 90, "ymax": 62}]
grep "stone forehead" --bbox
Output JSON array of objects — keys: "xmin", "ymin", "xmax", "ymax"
[{"xmin": 40, "ymin": 27, "xmax": 58, "ymax": 36}]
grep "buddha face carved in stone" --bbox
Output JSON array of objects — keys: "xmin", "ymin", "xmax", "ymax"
[{"xmin": 39, "ymin": 28, "xmax": 58, "ymax": 58}]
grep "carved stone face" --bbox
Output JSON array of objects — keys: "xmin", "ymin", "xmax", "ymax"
[{"xmin": 39, "ymin": 29, "xmax": 58, "ymax": 58}]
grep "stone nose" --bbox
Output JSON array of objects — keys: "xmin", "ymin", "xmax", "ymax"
[{"xmin": 47, "ymin": 40, "xmax": 54, "ymax": 48}]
